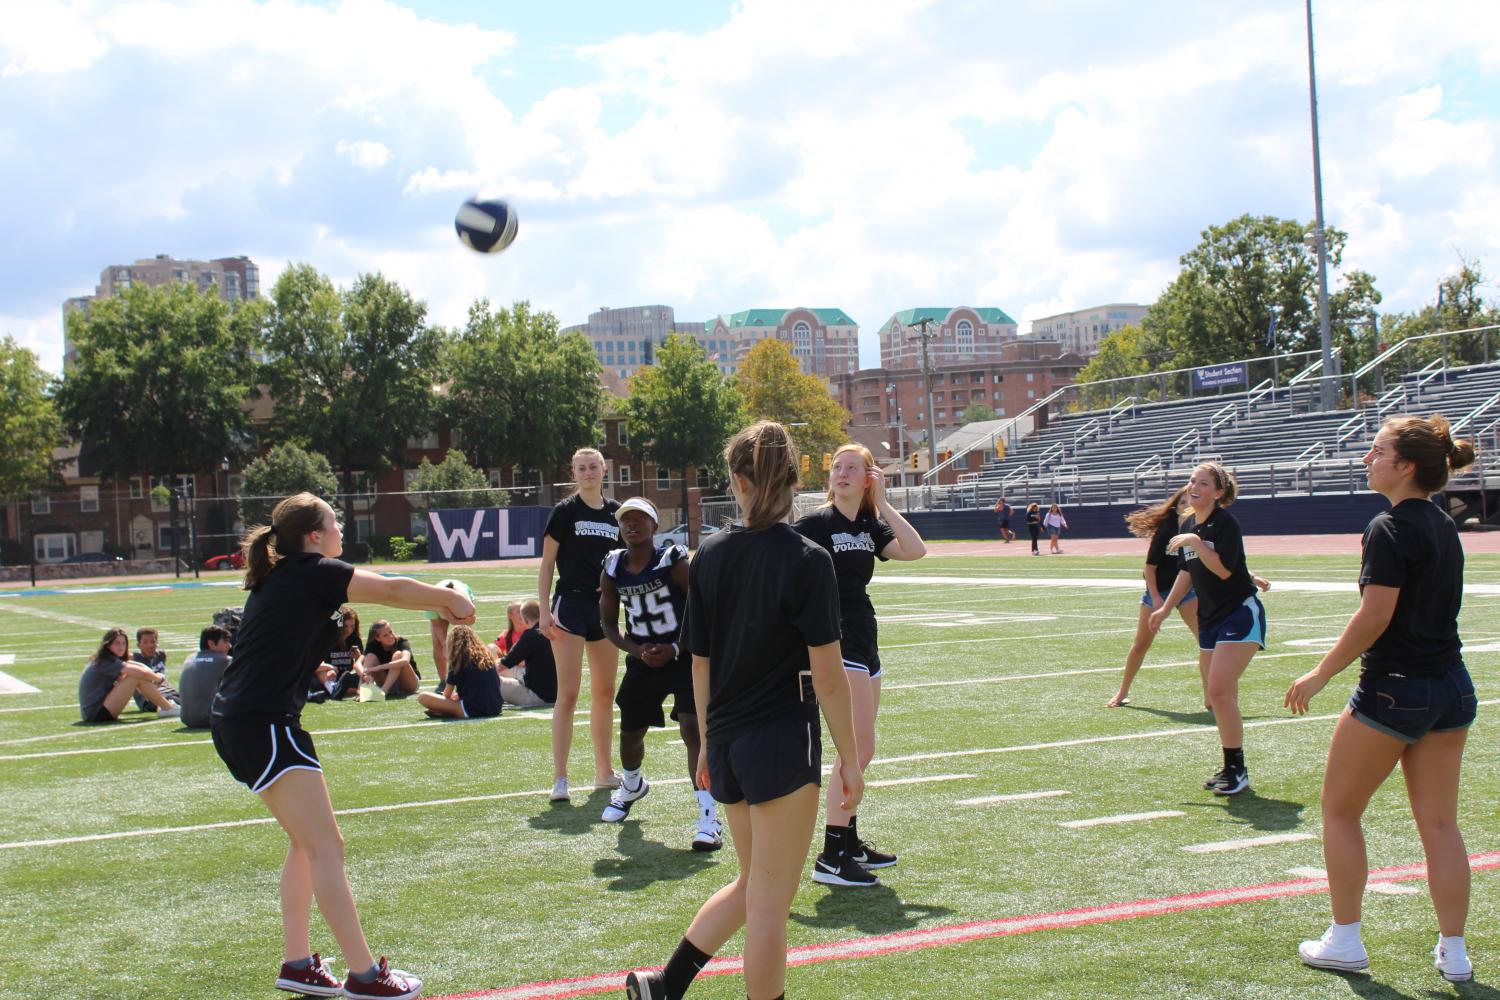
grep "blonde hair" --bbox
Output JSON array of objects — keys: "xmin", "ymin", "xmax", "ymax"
[
  {"xmin": 444, "ymin": 624, "xmax": 495, "ymax": 674},
  {"xmin": 822, "ymin": 443, "xmax": 877, "ymax": 518},
  {"xmin": 725, "ymin": 421, "xmax": 800, "ymax": 530},
  {"xmin": 242, "ymin": 493, "xmax": 328, "ymax": 590},
  {"xmin": 1383, "ymin": 414, "xmax": 1477, "ymax": 492},
  {"xmin": 1125, "ymin": 484, "xmax": 1190, "ymax": 539}
]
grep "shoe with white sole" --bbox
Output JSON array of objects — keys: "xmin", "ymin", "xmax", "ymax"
[
  {"xmin": 811, "ymin": 852, "xmax": 879, "ymax": 887},
  {"xmin": 624, "ymin": 969, "xmax": 664, "ymax": 999},
  {"xmin": 274, "ymin": 953, "xmax": 342, "ymax": 996},
  {"xmin": 691, "ymin": 815, "xmax": 723, "ymax": 852},
  {"xmin": 1298, "ymin": 928, "xmax": 1369, "ymax": 972},
  {"xmin": 549, "ymin": 777, "xmax": 569, "ymax": 803},
  {"xmin": 341, "ymin": 957, "xmax": 422, "ymax": 999},
  {"xmin": 600, "ymin": 777, "xmax": 650, "ymax": 822},
  {"xmin": 1435, "ymin": 939, "xmax": 1474, "ymax": 983}
]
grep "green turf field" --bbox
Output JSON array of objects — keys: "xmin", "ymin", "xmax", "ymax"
[{"xmin": 1, "ymin": 553, "xmax": 1496, "ymax": 999}]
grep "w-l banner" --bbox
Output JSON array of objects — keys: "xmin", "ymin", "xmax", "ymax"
[
  {"xmin": 1193, "ymin": 362, "xmax": 1248, "ymax": 390},
  {"xmin": 427, "ymin": 507, "xmax": 548, "ymax": 562}
]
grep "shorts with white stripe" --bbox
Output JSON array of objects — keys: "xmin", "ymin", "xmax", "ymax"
[{"xmin": 211, "ymin": 719, "xmax": 322, "ymax": 793}]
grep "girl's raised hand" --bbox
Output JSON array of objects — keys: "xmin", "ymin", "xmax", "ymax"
[{"xmin": 866, "ymin": 467, "xmax": 886, "ymax": 507}]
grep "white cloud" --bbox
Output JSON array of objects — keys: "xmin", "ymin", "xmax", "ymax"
[{"xmin": 336, "ymin": 139, "xmax": 392, "ymax": 169}]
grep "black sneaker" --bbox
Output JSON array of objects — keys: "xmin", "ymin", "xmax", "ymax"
[
  {"xmin": 850, "ymin": 838, "xmax": 898, "ymax": 869},
  {"xmin": 1204, "ymin": 767, "xmax": 1226, "ymax": 790},
  {"xmin": 1208, "ymin": 767, "xmax": 1250, "ymax": 796},
  {"xmin": 307, "ymin": 687, "xmax": 328, "ymax": 704},
  {"xmin": 625, "ymin": 969, "xmax": 664, "ymax": 1000},
  {"xmin": 811, "ymin": 852, "xmax": 880, "ymax": 887}
]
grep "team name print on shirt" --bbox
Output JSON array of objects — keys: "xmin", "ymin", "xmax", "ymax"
[
  {"xmin": 575, "ymin": 520, "xmax": 621, "ymax": 539},
  {"xmin": 830, "ymin": 531, "xmax": 876, "ymax": 554}
]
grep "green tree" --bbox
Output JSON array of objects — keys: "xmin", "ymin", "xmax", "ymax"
[
  {"xmin": 959, "ymin": 402, "xmax": 997, "ymax": 424},
  {"xmin": 408, "ymin": 449, "xmax": 507, "ymax": 511},
  {"xmin": 442, "ymin": 300, "xmax": 602, "ymax": 497},
  {"xmin": 1072, "ymin": 325, "xmax": 1155, "ymax": 409},
  {"xmin": 735, "ymin": 339, "xmax": 849, "ymax": 488},
  {"xmin": 623, "ymin": 334, "xmax": 744, "ymax": 532},
  {"xmin": 238, "ymin": 443, "xmax": 340, "ymax": 526},
  {"xmin": 1378, "ymin": 261, "xmax": 1500, "ymax": 372},
  {"xmin": 54, "ymin": 283, "xmax": 258, "ymax": 485},
  {"xmin": 261, "ymin": 266, "xmax": 442, "ymax": 516},
  {"xmin": 0, "ymin": 337, "xmax": 63, "ymax": 502}
]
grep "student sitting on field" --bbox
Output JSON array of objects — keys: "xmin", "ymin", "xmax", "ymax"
[
  {"xmin": 488, "ymin": 600, "xmax": 525, "ymax": 658},
  {"xmin": 310, "ymin": 605, "xmax": 364, "ymax": 703},
  {"xmin": 177, "ymin": 626, "xmax": 233, "ymax": 729},
  {"xmin": 360, "ymin": 619, "xmax": 421, "ymax": 696},
  {"xmin": 416, "ymin": 624, "xmax": 502, "ymax": 720},
  {"xmin": 130, "ymin": 626, "xmax": 181, "ymax": 712},
  {"xmin": 498, "ymin": 600, "xmax": 558, "ymax": 708},
  {"xmin": 79, "ymin": 627, "xmax": 180, "ymax": 722}
]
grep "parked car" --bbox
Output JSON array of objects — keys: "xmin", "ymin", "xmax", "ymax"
[
  {"xmin": 203, "ymin": 551, "xmax": 246, "ymax": 570},
  {"xmin": 62, "ymin": 552, "xmax": 123, "ymax": 564},
  {"xmin": 659, "ymin": 523, "xmax": 721, "ymax": 546}
]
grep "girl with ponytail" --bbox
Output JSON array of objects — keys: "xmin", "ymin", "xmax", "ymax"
[
  {"xmin": 211, "ymin": 492, "xmax": 476, "ymax": 999},
  {"xmin": 625, "ymin": 422, "xmax": 863, "ymax": 1000}
]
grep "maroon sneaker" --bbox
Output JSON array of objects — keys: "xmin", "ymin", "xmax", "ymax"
[
  {"xmin": 341, "ymin": 957, "xmax": 422, "ymax": 1000},
  {"xmin": 275, "ymin": 953, "xmax": 342, "ymax": 996}
]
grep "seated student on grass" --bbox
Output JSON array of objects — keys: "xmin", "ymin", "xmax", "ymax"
[
  {"xmin": 130, "ymin": 626, "xmax": 181, "ymax": 712},
  {"xmin": 311, "ymin": 605, "xmax": 364, "ymax": 703},
  {"xmin": 416, "ymin": 624, "xmax": 502, "ymax": 720},
  {"xmin": 488, "ymin": 600, "xmax": 525, "ymax": 658},
  {"xmin": 177, "ymin": 625, "xmax": 233, "ymax": 729},
  {"xmin": 498, "ymin": 599, "xmax": 558, "ymax": 708},
  {"xmin": 79, "ymin": 627, "xmax": 180, "ymax": 722},
  {"xmin": 361, "ymin": 619, "xmax": 421, "ymax": 696}
]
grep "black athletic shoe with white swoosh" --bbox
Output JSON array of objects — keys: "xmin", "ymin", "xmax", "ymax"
[
  {"xmin": 625, "ymin": 969, "xmax": 664, "ymax": 999},
  {"xmin": 1207, "ymin": 767, "xmax": 1250, "ymax": 796},
  {"xmin": 811, "ymin": 852, "xmax": 880, "ymax": 887},
  {"xmin": 850, "ymin": 838, "xmax": 898, "ymax": 869}
]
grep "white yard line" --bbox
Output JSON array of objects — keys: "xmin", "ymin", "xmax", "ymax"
[
  {"xmin": 865, "ymin": 773, "xmax": 973, "ymax": 788},
  {"xmin": 0, "ymin": 670, "xmax": 40, "ymax": 695},
  {"xmin": 958, "ymin": 790, "xmax": 1071, "ymax": 805},
  {"xmin": 1183, "ymin": 832, "xmax": 1317, "ymax": 853},
  {"xmin": 1060, "ymin": 810, "xmax": 1184, "ymax": 829},
  {"xmin": 1286, "ymin": 866, "xmax": 1419, "ymax": 895}
]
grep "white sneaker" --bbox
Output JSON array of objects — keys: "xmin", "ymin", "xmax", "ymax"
[
  {"xmin": 157, "ymin": 703, "xmax": 182, "ymax": 719},
  {"xmin": 1298, "ymin": 927, "xmax": 1369, "ymax": 972},
  {"xmin": 595, "ymin": 770, "xmax": 623, "ymax": 790},
  {"xmin": 549, "ymin": 778, "xmax": 570, "ymax": 802},
  {"xmin": 691, "ymin": 815, "xmax": 723, "ymax": 852},
  {"xmin": 600, "ymin": 778, "xmax": 650, "ymax": 822},
  {"xmin": 1435, "ymin": 939, "xmax": 1473, "ymax": 983}
]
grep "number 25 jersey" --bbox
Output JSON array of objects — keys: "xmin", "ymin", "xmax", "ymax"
[{"xmin": 604, "ymin": 542, "xmax": 688, "ymax": 643}]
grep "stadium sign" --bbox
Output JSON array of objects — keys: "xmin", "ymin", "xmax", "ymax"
[
  {"xmin": 427, "ymin": 506, "xmax": 548, "ymax": 562},
  {"xmin": 1192, "ymin": 362, "xmax": 1247, "ymax": 390}
]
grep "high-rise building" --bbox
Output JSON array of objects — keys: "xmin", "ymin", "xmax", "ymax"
[
  {"xmin": 62, "ymin": 254, "xmax": 260, "ymax": 365},
  {"xmin": 563, "ymin": 305, "xmax": 709, "ymax": 382},
  {"xmin": 1029, "ymin": 303, "xmax": 1149, "ymax": 358},
  {"xmin": 878, "ymin": 307, "xmax": 1018, "ymax": 370},
  {"xmin": 703, "ymin": 308, "xmax": 859, "ymax": 379}
]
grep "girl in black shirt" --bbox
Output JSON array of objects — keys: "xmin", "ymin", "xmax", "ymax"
[
  {"xmin": 1287, "ymin": 416, "xmax": 1478, "ymax": 982},
  {"xmin": 1025, "ymin": 502, "xmax": 1042, "ymax": 555},
  {"xmin": 625, "ymin": 422, "xmax": 863, "ymax": 1000},
  {"xmin": 361, "ymin": 620, "xmax": 420, "ymax": 696},
  {"xmin": 537, "ymin": 447, "xmax": 622, "ymax": 801},
  {"xmin": 795, "ymin": 443, "xmax": 926, "ymax": 888},
  {"xmin": 210, "ymin": 493, "xmax": 475, "ymax": 1000},
  {"xmin": 1148, "ymin": 463, "xmax": 1265, "ymax": 796}
]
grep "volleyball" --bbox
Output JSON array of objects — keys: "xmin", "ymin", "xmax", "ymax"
[{"xmin": 454, "ymin": 197, "xmax": 519, "ymax": 254}]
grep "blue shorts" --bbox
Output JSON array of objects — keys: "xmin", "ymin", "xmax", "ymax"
[
  {"xmin": 551, "ymin": 592, "xmax": 605, "ymax": 642},
  {"xmin": 1197, "ymin": 595, "xmax": 1266, "ymax": 651},
  {"xmin": 708, "ymin": 708, "xmax": 821, "ymax": 806},
  {"xmin": 1141, "ymin": 588, "xmax": 1197, "ymax": 609},
  {"xmin": 1348, "ymin": 666, "xmax": 1477, "ymax": 744}
]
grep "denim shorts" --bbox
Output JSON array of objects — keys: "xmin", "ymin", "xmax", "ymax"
[
  {"xmin": 1141, "ymin": 588, "xmax": 1197, "ymax": 609},
  {"xmin": 1348, "ymin": 666, "xmax": 1477, "ymax": 744}
]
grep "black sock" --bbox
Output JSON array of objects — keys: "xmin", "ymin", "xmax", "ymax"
[
  {"xmin": 662, "ymin": 937, "xmax": 711, "ymax": 998},
  {"xmin": 1223, "ymin": 747, "xmax": 1245, "ymax": 771},
  {"xmin": 823, "ymin": 823, "xmax": 848, "ymax": 858},
  {"xmin": 847, "ymin": 814, "xmax": 860, "ymax": 846}
]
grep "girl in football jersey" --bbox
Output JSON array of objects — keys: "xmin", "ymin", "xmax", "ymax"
[
  {"xmin": 1148, "ymin": 463, "xmax": 1265, "ymax": 796},
  {"xmin": 210, "ymin": 493, "xmax": 474, "ymax": 999},
  {"xmin": 1288, "ymin": 416, "xmax": 1477, "ymax": 982},
  {"xmin": 538, "ymin": 447, "xmax": 622, "ymax": 801},
  {"xmin": 796, "ymin": 443, "xmax": 926, "ymax": 887},
  {"xmin": 625, "ymin": 422, "xmax": 863, "ymax": 1000}
]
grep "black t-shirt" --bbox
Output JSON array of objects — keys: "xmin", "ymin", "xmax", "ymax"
[
  {"xmin": 794, "ymin": 505, "xmax": 895, "ymax": 622},
  {"xmin": 687, "ymin": 523, "xmax": 841, "ymax": 744},
  {"xmin": 448, "ymin": 661, "xmax": 502, "ymax": 717},
  {"xmin": 545, "ymin": 495, "xmax": 621, "ymax": 595},
  {"xmin": 369, "ymin": 636, "xmax": 414, "ymax": 667},
  {"xmin": 1145, "ymin": 516, "xmax": 1184, "ymax": 598},
  {"xmin": 1359, "ymin": 498, "xmax": 1465, "ymax": 676},
  {"xmin": 212, "ymin": 553, "xmax": 354, "ymax": 725},
  {"xmin": 326, "ymin": 639, "xmax": 362, "ymax": 676},
  {"xmin": 501, "ymin": 627, "xmax": 558, "ymax": 703},
  {"xmin": 1178, "ymin": 507, "xmax": 1256, "ymax": 632}
]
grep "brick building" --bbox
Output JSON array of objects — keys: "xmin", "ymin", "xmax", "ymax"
[
  {"xmin": 878, "ymin": 306, "xmax": 1018, "ymax": 370},
  {"xmin": 703, "ymin": 308, "xmax": 859, "ymax": 379}
]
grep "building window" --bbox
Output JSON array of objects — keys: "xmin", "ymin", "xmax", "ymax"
[
  {"xmin": 30, "ymin": 494, "xmax": 50, "ymax": 515},
  {"xmin": 227, "ymin": 474, "xmax": 244, "ymax": 497},
  {"xmin": 657, "ymin": 466, "xmax": 672, "ymax": 490},
  {"xmin": 355, "ymin": 516, "xmax": 375, "ymax": 542},
  {"xmin": 34, "ymin": 533, "xmax": 76, "ymax": 562},
  {"xmin": 406, "ymin": 431, "xmax": 439, "ymax": 450},
  {"xmin": 157, "ymin": 525, "xmax": 180, "ymax": 551},
  {"xmin": 1027, "ymin": 389, "xmax": 1036, "ymax": 399},
  {"xmin": 617, "ymin": 423, "xmax": 628, "ymax": 446},
  {"xmin": 955, "ymin": 319, "xmax": 974, "ymax": 353},
  {"xmin": 1026, "ymin": 373, "xmax": 1034, "ymax": 382},
  {"xmin": 697, "ymin": 468, "xmax": 711, "ymax": 489},
  {"xmin": 617, "ymin": 465, "xmax": 632, "ymax": 485},
  {"xmin": 80, "ymin": 486, "xmax": 99, "ymax": 513}
]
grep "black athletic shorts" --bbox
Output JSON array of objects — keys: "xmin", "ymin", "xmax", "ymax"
[
  {"xmin": 211, "ymin": 718, "xmax": 322, "ymax": 793},
  {"xmin": 708, "ymin": 707, "xmax": 821, "ymax": 806},
  {"xmin": 551, "ymin": 592, "xmax": 605, "ymax": 642},
  {"xmin": 616, "ymin": 649, "xmax": 695, "ymax": 730},
  {"xmin": 841, "ymin": 617, "xmax": 881, "ymax": 678}
]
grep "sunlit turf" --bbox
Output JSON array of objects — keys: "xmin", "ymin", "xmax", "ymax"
[{"xmin": 0, "ymin": 553, "xmax": 1496, "ymax": 998}]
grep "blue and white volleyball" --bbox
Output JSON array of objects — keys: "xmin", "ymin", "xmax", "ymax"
[{"xmin": 454, "ymin": 197, "xmax": 519, "ymax": 254}]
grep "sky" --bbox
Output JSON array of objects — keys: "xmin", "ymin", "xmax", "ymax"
[{"xmin": 2, "ymin": 0, "xmax": 1498, "ymax": 374}]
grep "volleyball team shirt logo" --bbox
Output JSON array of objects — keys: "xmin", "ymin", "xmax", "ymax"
[
  {"xmin": 830, "ymin": 531, "xmax": 876, "ymax": 554},
  {"xmin": 575, "ymin": 520, "xmax": 621, "ymax": 540}
]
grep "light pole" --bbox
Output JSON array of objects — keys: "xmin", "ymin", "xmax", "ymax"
[
  {"xmin": 220, "ymin": 457, "xmax": 233, "ymax": 564},
  {"xmin": 1305, "ymin": 0, "xmax": 1335, "ymax": 411},
  {"xmin": 886, "ymin": 382, "xmax": 906, "ymax": 488},
  {"xmin": 910, "ymin": 317, "xmax": 939, "ymax": 472}
]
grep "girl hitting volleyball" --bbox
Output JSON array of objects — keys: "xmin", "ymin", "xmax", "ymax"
[
  {"xmin": 210, "ymin": 493, "xmax": 474, "ymax": 999},
  {"xmin": 795, "ymin": 443, "xmax": 925, "ymax": 887},
  {"xmin": 538, "ymin": 447, "xmax": 622, "ymax": 801},
  {"xmin": 416, "ymin": 624, "xmax": 502, "ymax": 721},
  {"xmin": 1148, "ymin": 463, "xmax": 1265, "ymax": 795},
  {"xmin": 626, "ymin": 422, "xmax": 863, "ymax": 1000},
  {"xmin": 1288, "ymin": 416, "xmax": 1478, "ymax": 982}
]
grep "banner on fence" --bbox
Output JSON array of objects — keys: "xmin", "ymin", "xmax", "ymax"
[
  {"xmin": 427, "ymin": 506, "xmax": 549, "ymax": 562},
  {"xmin": 1192, "ymin": 362, "xmax": 1248, "ymax": 390}
]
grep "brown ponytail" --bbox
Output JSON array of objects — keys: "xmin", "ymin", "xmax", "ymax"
[
  {"xmin": 1384, "ymin": 414, "xmax": 1477, "ymax": 493},
  {"xmin": 241, "ymin": 492, "xmax": 329, "ymax": 590},
  {"xmin": 724, "ymin": 421, "xmax": 800, "ymax": 529},
  {"xmin": 1125, "ymin": 483, "xmax": 1190, "ymax": 538}
]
